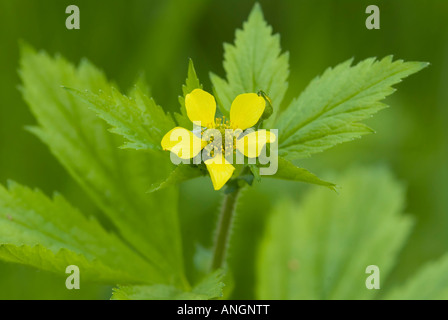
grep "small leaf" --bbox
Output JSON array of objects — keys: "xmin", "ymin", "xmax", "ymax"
[
  {"xmin": 148, "ymin": 164, "xmax": 205, "ymax": 193},
  {"xmin": 175, "ymin": 59, "xmax": 203, "ymax": 128},
  {"xmin": 268, "ymin": 157, "xmax": 336, "ymax": 190},
  {"xmin": 182, "ymin": 58, "xmax": 203, "ymax": 96},
  {"xmin": 249, "ymin": 164, "xmax": 261, "ymax": 182}
]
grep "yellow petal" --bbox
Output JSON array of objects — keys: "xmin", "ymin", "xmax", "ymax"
[
  {"xmin": 161, "ymin": 127, "xmax": 207, "ymax": 159},
  {"xmin": 230, "ymin": 93, "xmax": 265, "ymax": 130},
  {"xmin": 185, "ymin": 89, "xmax": 216, "ymax": 128},
  {"xmin": 236, "ymin": 130, "xmax": 276, "ymax": 158},
  {"xmin": 204, "ymin": 155, "xmax": 235, "ymax": 190}
]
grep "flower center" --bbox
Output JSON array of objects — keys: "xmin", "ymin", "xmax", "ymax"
[{"xmin": 202, "ymin": 117, "xmax": 240, "ymax": 159}]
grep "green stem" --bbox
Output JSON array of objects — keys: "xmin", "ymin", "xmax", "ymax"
[{"xmin": 211, "ymin": 187, "xmax": 241, "ymax": 270}]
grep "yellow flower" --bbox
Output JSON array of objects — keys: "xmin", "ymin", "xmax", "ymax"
[{"xmin": 161, "ymin": 89, "xmax": 276, "ymax": 190}]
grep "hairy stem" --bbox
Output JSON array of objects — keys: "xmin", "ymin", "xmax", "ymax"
[{"xmin": 211, "ymin": 187, "xmax": 241, "ymax": 270}]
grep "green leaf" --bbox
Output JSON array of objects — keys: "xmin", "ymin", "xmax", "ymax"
[
  {"xmin": 111, "ymin": 270, "xmax": 224, "ymax": 300},
  {"xmin": 0, "ymin": 182, "xmax": 159, "ymax": 284},
  {"xmin": 276, "ymin": 56, "xmax": 428, "ymax": 160},
  {"xmin": 256, "ymin": 166, "xmax": 413, "ymax": 299},
  {"xmin": 66, "ymin": 84, "xmax": 174, "ymax": 151},
  {"xmin": 147, "ymin": 163, "xmax": 204, "ymax": 193},
  {"xmin": 384, "ymin": 253, "xmax": 448, "ymax": 300},
  {"xmin": 268, "ymin": 157, "xmax": 336, "ymax": 190},
  {"xmin": 19, "ymin": 45, "xmax": 187, "ymax": 287},
  {"xmin": 128, "ymin": 72, "xmax": 152, "ymax": 98},
  {"xmin": 249, "ymin": 164, "xmax": 261, "ymax": 182},
  {"xmin": 175, "ymin": 59, "xmax": 203, "ymax": 128},
  {"xmin": 210, "ymin": 3, "xmax": 289, "ymax": 123}
]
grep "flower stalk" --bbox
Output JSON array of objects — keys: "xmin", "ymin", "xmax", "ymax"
[{"xmin": 211, "ymin": 187, "xmax": 242, "ymax": 270}]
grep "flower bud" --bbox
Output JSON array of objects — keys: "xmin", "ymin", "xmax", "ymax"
[{"xmin": 258, "ymin": 90, "xmax": 273, "ymax": 120}]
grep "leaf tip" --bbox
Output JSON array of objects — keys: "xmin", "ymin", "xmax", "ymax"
[
  {"xmin": 330, "ymin": 184, "xmax": 341, "ymax": 194},
  {"xmin": 18, "ymin": 40, "xmax": 35, "ymax": 58}
]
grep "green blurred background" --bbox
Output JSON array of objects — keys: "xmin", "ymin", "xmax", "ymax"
[{"xmin": 0, "ymin": 0, "xmax": 446, "ymax": 299}]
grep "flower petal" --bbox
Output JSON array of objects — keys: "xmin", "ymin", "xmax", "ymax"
[
  {"xmin": 161, "ymin": 127, "xmax": 207, "ymax": 159},
  {"xmin": 204, "ymin": 155, "xmax": 235, "ymax": 190},
  {"xmin": 236, "ymin": 130, "xmax": 276, "ymax": 158},
  {"xmin": 185, "ymin": 89, "xmax": 216, "ymax": 128},
  {"xmin": 230, "ymin": 93, "xmax": 265, "ymax": 130}
]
